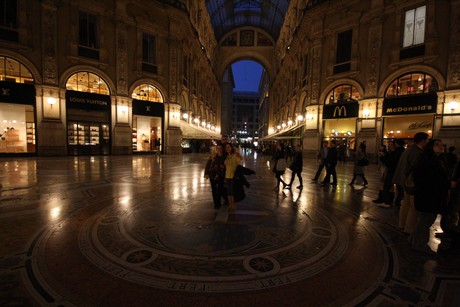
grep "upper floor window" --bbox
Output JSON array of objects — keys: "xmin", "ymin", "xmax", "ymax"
[
  {"xmin": 142, "ymin": 33, "xmax": 157, "ymax": 74},
  {"xmin": 403, "ymin": 5, "xmax": 426, "ymax": 48},
  {"xmin": 131, "ymin": 84, "xmax": 163, "ymax": 102},
  {"xmin": 66, "ymin": 72, "xmax": 109, "ymax": 95},
  {"xmin": 0, "ymin": 56, "xmax": 33, "ymax": 83},
  {"xmin": 0, "ymin": 0, "xmax": 18, "ymax": 42},
  {"xmin": 79, "ymin": 11, "xmax": 98, "ymax": 48},
  {"xmin": 334, "ymin": 29, "xmax": 352, "ymax": 74},
  {"xmin": 385, "ymin": 72, "xmax": 437, "ymax": 97},
  {"xmin": 78, "ymin": 11, "xmax": 99, "ymax": 60},
  {"xmin": 325, "ymin": 84, "xmax": 360, "ymax": 104}
]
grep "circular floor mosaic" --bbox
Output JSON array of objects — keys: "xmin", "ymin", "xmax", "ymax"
[{"xmin": 75, "ymin": 197, "xmax": 349, "ymax": 293}]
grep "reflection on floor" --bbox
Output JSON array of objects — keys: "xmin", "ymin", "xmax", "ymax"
[{"xmin": 0, "ymin": 152, "xmax": 459, "ymax": 306}]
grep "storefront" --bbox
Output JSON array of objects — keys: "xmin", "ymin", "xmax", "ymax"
[
  {"xmin": 322, "ymin": 102, "xmax": 359, "ymax": 158},
  {"xmin": 66, "ymin": 90, "xmax": 111, "ymax": 156},
  {"xmin": 382, "ymin": 94, "xmax": 437, "ymax": 146},
  {"xmin": 0, "ymin": 81, "xmax": 36, "ymax": 155},
  {"xmin": 132, "ymin": 99, "xmax": 164, "ymax": 154}
]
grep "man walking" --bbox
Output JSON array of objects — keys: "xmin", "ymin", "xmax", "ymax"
[
  {"xmin": 393, "ymin": 132, "xmax": 429, "ymax": 233},
  {"xmin": 321, "ymin": 140, "xmax": 338, "ymax": 186},
  {"xmin": 312, "ymin": 141, "xmax": 328, "ymax": 182}
]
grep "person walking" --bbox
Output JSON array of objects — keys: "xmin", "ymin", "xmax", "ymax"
[
  {"xmin": 286, "ymin": 144, "xmax": 303, "ymax": 189},
  {"xmin": 204, "ymin": 143, "xmax": 227, "ymax": 209},
  {"xmin": 272, "ymin": 143, "xmax": 288, "ymax": 191},
  {"xmin": 312, "ymin": 141, "xmax": 328, "ymax": 182},
  {"xmin": 349, "ymin": 143, "xmax": 368, "ymax": 186},
  {"xmin": 224, "ymin": 143, "xmax": 242, "ymax": 212},
  {"xmin": 321, "ymin": 140, "xmax": 338, "ymax": 186},
  {"xmin": 375, "ymin": 139, "xmax": 405, "ymax": 208},
  {"xmin": 393, "ymin": 132, "xmax": 429, "ymax": 234},
  {"xmin": 411, "ymin": 139, "xmax": 450, "ymax": 254}
]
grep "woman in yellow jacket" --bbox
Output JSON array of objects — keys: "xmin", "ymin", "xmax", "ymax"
[{"xmin": 224, "ymin": 143, "xmax": 242, "ymax": 211}]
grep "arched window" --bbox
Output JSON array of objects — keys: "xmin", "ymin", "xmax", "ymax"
[
  {"xmin": 131, "ymin": 84, "xmax": 163, "ymax": 102},
  {"xmin": 0, "ymin": 56, "xmax": 34, "ymax": 83},
  {"xmin": 325, "ymin": 84, "xmax": 360, "ymax": 104},
  {"xmin": 66, "ymin": 72, "xmax": 109, "ymax": 95},
  {"xmin": 385, "ymin": 72, "xmax": 437, "ymax": 97}
]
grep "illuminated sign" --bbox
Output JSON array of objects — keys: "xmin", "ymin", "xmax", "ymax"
[{"xmin": 323, "ymin": 103, "xmax": 358, "ymax": 119}]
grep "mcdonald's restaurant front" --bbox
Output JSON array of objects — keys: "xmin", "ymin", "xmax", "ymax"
[
  {"xmin": 322, "ymin": 102, "xmax": 359, "ymax": 157},
  {"xmin": 381, "ymin": 94, "xmax": 437, "ymax": 146}
]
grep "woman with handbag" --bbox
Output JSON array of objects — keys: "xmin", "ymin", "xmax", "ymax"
[
  {"xmin": 272, "ymin": 143, "xmax": 288, "ymax": 191},
  {"xmin": 349, "ymin": 143, "xmax": 369, "ymax": 186}
]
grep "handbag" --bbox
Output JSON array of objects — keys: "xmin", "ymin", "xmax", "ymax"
[
  {"xmin": 357, "ymin": 158, "xmax": 369, "ymax": 166},
  {"xmin": 276, "ymin": 158, "xmax": 287, "ymax": 171}
]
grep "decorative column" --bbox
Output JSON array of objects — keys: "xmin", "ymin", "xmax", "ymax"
[
  {"xmin": 166, "ymin": 39, "xmax": 183, "ymax": 154},
  {"xmin": 112, "ymin": 21, "xmax": 132, "ymax": 155},
  {"xmin": 38, "ymin": 1, "xmax": 66, "ymax": 156}
]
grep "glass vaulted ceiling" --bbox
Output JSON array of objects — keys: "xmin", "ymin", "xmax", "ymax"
[{"xmin": 205, "ymin": 0, "xmax": 290, "ymax": 42}]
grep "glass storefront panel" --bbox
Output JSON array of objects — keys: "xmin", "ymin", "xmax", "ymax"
[
  {"xmin": 323, "ymin": 118, "xmax": 356, "ymax": 159},
  {"xmin": 132, "ymin": 115, "xmax": 162, "ymax": 152},
  {"xmin": 383, "ymin": 114, "xmax": 433, "ymax": 145},
  {"xmin": 0, "ymin": 103, "xmax": 35, "ymax": 153},
  {"xmin": 67, "ymin": 121, "xmax": 110, "ymax": 156}
]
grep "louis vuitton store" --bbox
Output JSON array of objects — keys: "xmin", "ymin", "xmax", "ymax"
[{"xmin": 0, "ymin": 81, "xmax": 36, "ymax": 154}]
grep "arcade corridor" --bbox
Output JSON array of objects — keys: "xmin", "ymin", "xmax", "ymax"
[{"xmin": 1, "ymin": 152, "xmax": 459, "ymax": 306}]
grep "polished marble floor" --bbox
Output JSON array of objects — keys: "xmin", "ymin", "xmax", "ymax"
[{"xmin": 0, "ymin": 151, "xmax": 459, "ymax": 306}]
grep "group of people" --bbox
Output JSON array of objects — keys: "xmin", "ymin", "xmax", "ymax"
[
  {"xmin": 204, "ymin": 134, "xmax": 460, "ymax": 254},
  {"xmin": 271, "ymin": 143, "xmax": 304, "ymax": 191},
  {"xmin": 204, "ymin": 135, "xmax": 242, "ymax": 211},
  {"xmin": 356, "ymin": 132, "xmax": 458, "ymax": 254}
]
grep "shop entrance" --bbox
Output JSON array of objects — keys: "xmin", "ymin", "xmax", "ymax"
[
  {"xmin": 132, "ymin": 115, "xmax": 162, "ymax": 153},
  {"xmin": 67, "ymin": 121, "xmax": 110, "ymax": 156},
  {"xmin": 67, "ymin": 108, "xmax": 111, "ymax": 156}
]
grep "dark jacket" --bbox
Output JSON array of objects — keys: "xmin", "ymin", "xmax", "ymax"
[
  {"xmin": 384, "ymin": 146, "xmax": 405, "ymax": 175},
  {"xmin": 290, "ymin": 151, "xmax": 303, "ymax": 172},
  {"xmin": 413, "ymin": 154, "xmax": 450, "ymax": 213},
  {"xmin": 233, "ymin": 165, "xmax": 255, "ymax": 202},
  {"xmin": 325, "ymin": 147, "xmax": 338, "ymax": 166},
  {"xmin": 204, "ymin": 153, "xmax": 226, "ymax": 181}
]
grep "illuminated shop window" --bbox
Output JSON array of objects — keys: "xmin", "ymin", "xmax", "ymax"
[
  {"xmin": 65, "ymin": 72, "xmax": 109, "ymax": 95},
  {"xmin": 131, "ymin": 84, "xmax": 163, "ymax": 102},
  {"xmin": 385, "ymin": 73, "xmax": 437, "ymax": 97},
  {"xmin": 325, "ymin": 84, "xmax": 360, "ymax": 104},
  {"xmin": 0, "ymin": 56, "xmax": 34, "ymax": 83}
]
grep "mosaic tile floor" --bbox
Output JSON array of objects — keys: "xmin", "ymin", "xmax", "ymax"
[{"xmin": 0, "ymin": 152, "xmax": 459, "ymax": 306}]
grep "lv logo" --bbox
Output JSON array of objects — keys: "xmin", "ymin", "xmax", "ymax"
[{"xmin": 1, "ymin": 88, "xmax": 10, "ymax": 96}]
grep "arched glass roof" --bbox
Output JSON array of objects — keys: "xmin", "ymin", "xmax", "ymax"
[{"xmin": 205, "ymin": 0, "xmax": 291, "ymax": 41}]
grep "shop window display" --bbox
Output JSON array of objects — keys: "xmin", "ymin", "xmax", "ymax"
[
  {"xmin": 326, "ymin": 85, "xmax": 360, "ymax": 104},
  {"xmin": 66, "ymin": 72, "xmax": 109, "ymax": 95},
  {"xmin": 386, "ymin": 73, "xmax": 437, "ymax": 97}
]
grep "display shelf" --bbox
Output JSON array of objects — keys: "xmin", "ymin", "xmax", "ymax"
[
  {"xmin": 26, "ymin": 122, "xmax": 36, "ymax": 144},
  {"xmin": 132, "ymin": 128, "xmax": 137, "ymax": 150}
]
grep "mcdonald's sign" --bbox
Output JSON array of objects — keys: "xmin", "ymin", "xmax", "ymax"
[{"xmin": 323, "ymin": 103, "xmax": 358, "ymax": 119}]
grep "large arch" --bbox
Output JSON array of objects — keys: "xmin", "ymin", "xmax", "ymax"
[
  {"xmin": 60, "ymin": 66, "xmax": 116, "ymax": 96},
  {"xmin": 378, "ymin": 65, "xmax": 446, "ymax": 97}
]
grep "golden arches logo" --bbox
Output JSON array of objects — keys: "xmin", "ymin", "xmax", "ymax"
[{"xmin": 333, "ymin": 105, "xmax": 346, "ymax": 117}]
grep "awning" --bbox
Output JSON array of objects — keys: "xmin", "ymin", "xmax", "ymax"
[
  {"xmin": 180, "ymin": 121, "xmax": 221, "ymax": 139},
  {"xmin": 259, "ymin": 124, "xmax": 305, "ymax": 141}
]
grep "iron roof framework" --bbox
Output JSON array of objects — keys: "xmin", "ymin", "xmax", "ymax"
[{"xmin": 205, "ymin": 0, "xmax": 290, "ymax": 42}]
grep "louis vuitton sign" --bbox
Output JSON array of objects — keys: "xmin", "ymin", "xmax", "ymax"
[
  {"xmin": 132, "ymin": 99, "xmax": 164, "ymax": 117},
  {"xmin": 66, "ymin": 90, "xmax": 111, "ymax": 111},
  {"xmin": 323, "ymin": 103, "xmax": 359, "ymax": 119},
  {"xmin": 0, "ymin": 81, "xmax": 36, "ymax": 105}
]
